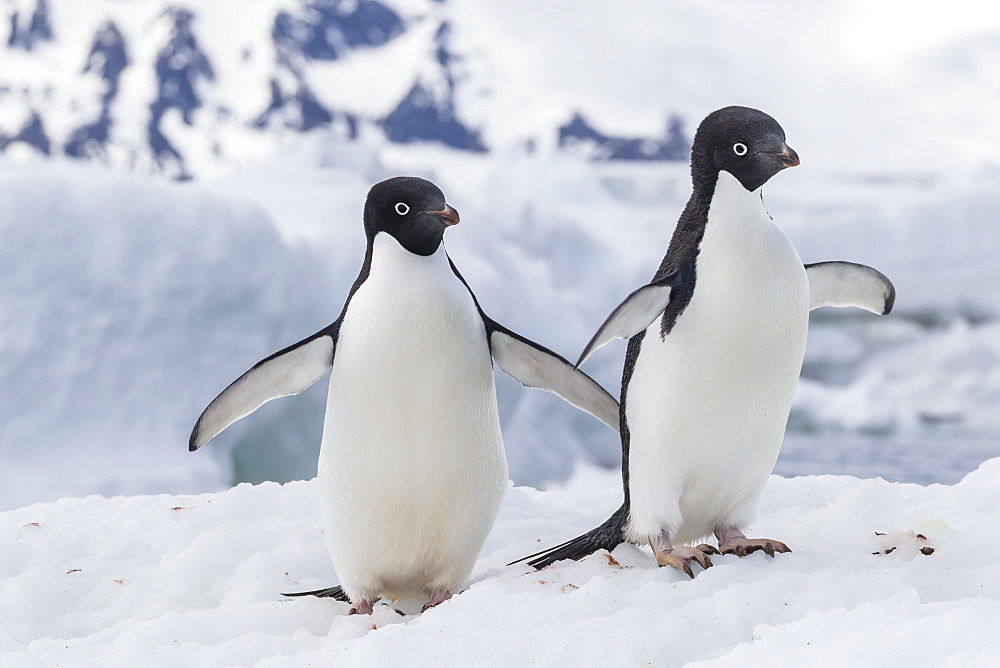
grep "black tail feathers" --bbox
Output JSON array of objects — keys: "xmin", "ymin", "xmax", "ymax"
[
  {"xmin": 281, "ymin": 585, "xmax": 350, "ymax": 602},
  {"xmin": 510, "ymin": 505, "xmax": 629, "ymax": 570}
]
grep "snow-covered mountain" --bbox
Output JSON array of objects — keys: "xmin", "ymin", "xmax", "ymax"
[
  {"xmin": 4, "ymin": 0, "xmax": 998, "ymax": 180},
  {"xmin": 0, "ymin": 0, "xmax": 694, "ymax": 179}
]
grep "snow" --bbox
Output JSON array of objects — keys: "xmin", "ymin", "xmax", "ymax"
[{"xmin": 3, "ymin": 459, "xmax": 1000, "ymax": 664}]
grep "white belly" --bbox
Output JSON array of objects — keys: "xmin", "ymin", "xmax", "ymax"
[
  {"xmin": 318, "ymin": 234, "xmax": 507, "ymax": 602},
  {"xmin": 626, "ymin": 172, "xmax": 810, "ymax": 545}
]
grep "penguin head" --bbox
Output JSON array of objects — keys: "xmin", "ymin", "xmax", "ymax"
[
  {"xmin": 692, "ymin": 106, "xmax": 800, "ymax": 192},
  {"xmin": 363, "ymin": 176, "xmax": 460, "ymax": 255}
]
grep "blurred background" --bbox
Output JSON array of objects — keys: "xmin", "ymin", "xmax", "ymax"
[{"xmin": 1, "ymin": 0, "xmax": 999, "ymax": 511}]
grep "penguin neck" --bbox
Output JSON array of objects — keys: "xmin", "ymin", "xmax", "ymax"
[
  {"xmin": 370, "ymin": 232, "xmax": 450, "ymax": 273},
  {"xmin": 343, "ymin": 233, "xmax": 449, "ymax": 311},
  {"xmin": 690, "ymin": 170, "xmax": 766, "ymax": 237},
  {"xmin": 695, "ymin": 168, "xmax": 762, "ymax": 207},
  {"xmin": 654, "ymin": 170, "xmax": 763, "ymax": 282},
  {"xmin": 708, "ymin": 170, "xmax": 764, "ymax": 214}
]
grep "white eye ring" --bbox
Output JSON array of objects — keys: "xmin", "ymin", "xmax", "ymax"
[
  {"xmin": 394, "ymin": 202, "xmax": 410, "ymax": 215},
  {"xmin": 733, "ymin": 143, "xmax": 748, "ymax": 156}
]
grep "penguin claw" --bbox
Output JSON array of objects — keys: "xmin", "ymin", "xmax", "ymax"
[
  {"xmin": 655, "ymin": 545, "xmax": 715, "ymax": 578},
  {"xmin": 718, "ymin": 537, "xmax": 791, "ymax": 558},
  {"xmin": 696, "ymin": 542, "xmax": 721, "ymax": 556}
]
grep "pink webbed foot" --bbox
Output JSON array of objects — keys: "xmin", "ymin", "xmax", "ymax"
[
  {"xmin": 421, "ymin": 589, "xmax": 453, "ymax": 613},
  {"xmin": 651, "ymin": 531, "xmax": 719, "ymax": 578},
  {"xmin": 715, "ymin": 526, "xmax": 791, "ymax": 558},
  {"xmin": 349, "ymin": 599, "xmax": 375, "ymax": 615}
]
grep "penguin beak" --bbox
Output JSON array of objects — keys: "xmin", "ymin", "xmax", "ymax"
[
  {"xmin": 425, "ymin": 205, "xmax": 460, "ymax": 226},
  {"xmin": 770, "ymin": 143, "xmax": 800, "ymax": 168}
]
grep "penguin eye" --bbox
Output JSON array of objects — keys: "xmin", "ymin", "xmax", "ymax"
[
  {"xmin": 733, "ymin": 143, "xmax": 748, "ymax": 156},
  {"xmin": 394, "ymin": 202, "xmax": 410, "ymax": 216}
]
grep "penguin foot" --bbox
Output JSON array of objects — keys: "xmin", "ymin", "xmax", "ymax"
[
  {"xmin": 714, "ymin": 526, "xmax": 790, "ymax": 558},
  {"xmin": 421, "ymin": 589, "xmax": 452, "ymax": 612},
  {"xmin": 655, "ymin": 545, "xmax": 717, "ymax": 578},
  {"xmin": 715, "ymin": 526, "xmax": 791, "ymax": 558},
  {"xmin": 718, "ymin": 537, "xmax": 791, "ymax": 558},
  {"xmin": 349, "ymin": 599, "xmax": 376, "ymax": 615},
  {"xmin": 651, "ymin": 530, "xmax": 717, "ymax": 578}
]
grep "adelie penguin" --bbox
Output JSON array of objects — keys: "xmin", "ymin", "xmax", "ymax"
[
  {"xmin": 189, "ymin": 177, "xmax": 620, "ymax": 613},
  {"xmin": 515, "ymin": 106, "xmax": 895, "ymax": 578}
]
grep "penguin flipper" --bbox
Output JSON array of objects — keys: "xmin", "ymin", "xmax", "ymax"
[
  {"xmin": 805, "ymin": 262, "xmax": 895, "ymax": 315},
  {"xmin": 577, "ymin": 274, "xmax": 676, "ymax": 367},
  {"xmin": 488, "ymin": 323, "xmax": 621, "ymax": 433},
  {"xmin": 189, "ymin": 327, "xmax": 338, "ymax": 451}
]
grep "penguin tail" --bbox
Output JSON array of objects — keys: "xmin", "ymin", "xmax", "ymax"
[
  {"xmin": 509, "ymin": 504, "xmax": 629, "ymax": 570},
  {"xmin": 281, "ymin": 585, "xmax": 350, "ymax": 602}
]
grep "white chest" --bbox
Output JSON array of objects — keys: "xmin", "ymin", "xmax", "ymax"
[
  {"xmin": 316, "ymin": 234, "xmax": 507, "ymax": 599},
  {"xmin": 331, "ymin": 234, "xmax": 492, "ymax": 397},
  {"xmin": 683, "ymin": 171, "xmax": 809, "ymax": 351}
]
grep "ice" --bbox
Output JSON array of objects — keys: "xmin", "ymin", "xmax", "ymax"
[
  {"xmin": 4, "ymin": 145, "xmax": 1000, "ymax": 510},
  {"xmin": 0, "ymin": 160, "xmax": 333, "ymax": 509}
]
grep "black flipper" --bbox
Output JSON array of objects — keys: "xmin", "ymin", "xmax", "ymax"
[
  {"xmin": 510, "ymin": 504, "xmax": 630, "ymax": 569},
  {"xmin": 281, "ymin": 585, "xmax": 350, "ymax": 602}
]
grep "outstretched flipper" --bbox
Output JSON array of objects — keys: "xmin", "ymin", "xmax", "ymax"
[
  {"xmin": 444, "ymin": 257, "xmax": 620, "ymax": 432},
  {"xmin": 189, "ymin": 324, "xmax": 339, "ymax": 451},
  {"xmin": 488, "ymin": 321, "xmax": 621, "ymax": 433},
  {"xmin": 576, "ymin": 273, "xmax": 677, "ymax": 367},
  {"xmin": 510, "ymin": 504, "xmax": 629, "ymax": 569},
  {"xmin": 805, "ymin": 261, "xmax": 895, "ymax": 315}
]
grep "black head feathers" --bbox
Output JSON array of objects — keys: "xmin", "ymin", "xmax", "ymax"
[
  {"xmin": 691, "ymin": 106, "xmax": 800, "ymax": 192},
  {"xmin": 364, "ymin": 177, "xmax": 460, "ymax": 255}
]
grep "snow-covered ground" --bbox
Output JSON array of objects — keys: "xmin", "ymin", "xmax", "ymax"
[{"xmin": 3, "ymin": 460, "xmax": 999, "ymax": 664}]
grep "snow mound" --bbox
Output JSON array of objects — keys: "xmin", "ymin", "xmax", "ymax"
[
  {"xmin": 2, "ymin": 460, "xmax": 999, "ymax": 663},
  {"xmin": 0, "ymin": 160, "xmax": 332, "ymax": 510}
]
